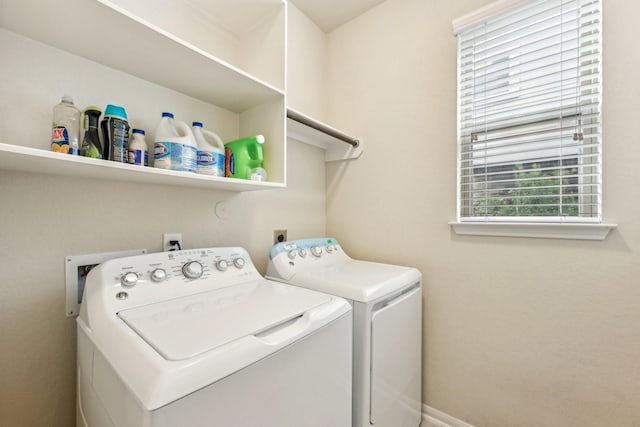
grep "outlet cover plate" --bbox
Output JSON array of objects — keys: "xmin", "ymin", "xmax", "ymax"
[
  {"xmin": 163, "ymin": 233, "xmax": 182, "ymax": 252},
  {"xmin": 273, "ymin": 229, "xmax": 287, "ymax": 244}
]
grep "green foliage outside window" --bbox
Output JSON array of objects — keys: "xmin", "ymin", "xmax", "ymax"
[{"xmin": 473, "ymin": 163, "xmax": 579, "ymax": 217}]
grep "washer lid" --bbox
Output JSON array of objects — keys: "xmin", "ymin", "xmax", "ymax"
[
  {"xmin": 118, "ymin": 280, "xmax": 330, "ymax": 361},
  {"xmin": 289, "ymin": 260, "xmax": 421, "ymax": 302}
]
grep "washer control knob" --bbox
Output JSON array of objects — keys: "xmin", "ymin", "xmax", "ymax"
[
  {"xmin": 150, "ymin": 268, "xmax": 167, "ymax": 283},
  {"xmin": 287, "ymin": 250, "xmax": 297, "ymax": 260},
  {"xmin": 182, "ymin": 261, "xmax": 203, "ymax": 279},
  {"xmin": 120, "ymin": 272, "xmax": 139, "ymax": 287},
  {"xmin": 298, "ymin": 248, "xmax": 307, "ymax": 258},
  {"xmin": 233, "ymin": 257, "xmax": 246, "ymax": 269},
  {"xmin": 311, "ymin": 246, "xmax": 323, "ymax": 257},
  {"xmin": 215, "ymin": 259, "xmax": 229, "ymax": 272},
  {"xmin": 325, "ymin": 245, "xmax": 334, "ymax": 253}
]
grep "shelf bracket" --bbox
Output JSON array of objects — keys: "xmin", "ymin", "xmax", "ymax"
[{"xmin": 286, "ymin": 108, "xmax": 363, "ymax": 162}]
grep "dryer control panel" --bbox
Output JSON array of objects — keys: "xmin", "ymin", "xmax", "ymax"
[
  {"xmin": 266, "ymin": 238, "xmax": 351, "ymax": 281},
  {"xmin": 268, "ymin": 237, "xmax": 346, "ymax": 262},
  {"xmin": 81, "ymin": 247, "xmax": 263, "ymax": 317}
]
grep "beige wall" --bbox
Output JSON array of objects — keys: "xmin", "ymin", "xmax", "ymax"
[
  {"xmin": 0, "ymin": 29, "xmax": 326, "ymax": 425},
  {"xmin": 326, "ymin": 0, "xmax": 640, "ymax": 426},
  {"xmin": 3, "ymin": 1, "xmax": 640, "ymax": 426},
  {"xmin": 287, "ymin": 3, "xmax": 329, "ymax": 122}
]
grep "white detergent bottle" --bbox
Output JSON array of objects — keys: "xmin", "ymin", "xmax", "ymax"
[
  {"xmin": 192, "ymin": 121, "xmax": 225, "ymax": 177},
  {"xmin": 153, "ymin": 112, "xmax": 178, "ymax": 170},
  {"xmin": 172, "ymin": 120, "xmax": 197, "ymax": 172},
  {"xmin": 128, "ymin": 128, "xmax": 148, "ymax": 166},
  {"xmin": 154, "ymin": 113, "xmax": 198, "ymax": 172}
]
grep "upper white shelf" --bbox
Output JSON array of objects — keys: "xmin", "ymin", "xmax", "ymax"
[
  {"xmin": 0, "ymin": 144, "xmax": 284, "ymax": 192},
  {"xmin": 286, "ymin": 108, "xmax": 363, "ymax": 162},
  {"xmin": 0, "ymin": 0, "xmax": 283, "ymax": 113}
]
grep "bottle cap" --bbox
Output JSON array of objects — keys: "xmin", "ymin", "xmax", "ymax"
[
  {"xmin": 84, "ymin": 106, "xmax": 102, "ymax": 114},
  {"xmin": 132, "ymin": 128, "xmax": 145, "ymax": 135},
  {"xmin": 62, "ymin": 94, "xmax": 74, "ymax": 104},
  {"xmin": 249, "ymin": 167, "xmax": 267, "ymax": 182},
  {"xmin": 192, "ymin": 121, "xmax": 203, "ymax": 127},
  {"xmin": 162, "ymin": 112, "xmax": 174, "ymax": 119},
  {"xmin": 104, "ymin": 104, "xmax": 128, "ymax": 120}
]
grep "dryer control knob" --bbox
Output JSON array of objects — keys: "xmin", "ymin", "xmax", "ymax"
[
  {"xmin": 215, "ymin": 259, "xmax": 229, "ymax": 272},
  {"xmin": 325, "ymin": 245, "xmax": 334, "ymax": 253},
  {"xmin": 287, "ymin": 250, "xmax": 297, "ymax": 260},
  {"xmin": 182, "ymin": 261, "xmax": 203, "ymax": 279},
  {"xmin": 233, "ymin": 257, "xmax": 246, "ymax": 269},
  {"xmin": 298, "ymin": 248, "xmax": 307, "ymax": 258},
  {"xmin": 120, "ymin": 272, "xmax": 139, "ymax": 287},
  {"xmin": 311, "ymin": 246, "xmax": 323, "ymax": 257},
  {"xmin": 150, "ymin": 268, "xmax": 167, "ymax": 282}
]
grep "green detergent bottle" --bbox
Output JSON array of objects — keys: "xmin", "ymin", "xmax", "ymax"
[{"xmin": 224, "ymin": 135, "xmax": 266, "ymax": 180}]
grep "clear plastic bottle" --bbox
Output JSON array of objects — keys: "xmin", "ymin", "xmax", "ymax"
[
  {"xmin": 51, "ymin": 95, "xmax": 81, "ymax": 155},
  {"xmin": 128, "ymin": 128, "xmax": 148, "ymax": 166}
]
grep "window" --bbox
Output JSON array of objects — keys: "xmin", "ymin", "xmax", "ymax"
[{"xmin": 455, "ymin": 0, "xmax": 602, "ymax": 224}]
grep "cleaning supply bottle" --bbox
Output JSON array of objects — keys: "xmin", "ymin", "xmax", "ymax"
[
  {"xmin": 80, "ymin": 107, "xmax": 103, "ymax": 159},
  {"xmin": 51, "ymin": 95, "xmax": 81, "ymax": 155},
  {"xmin": 128, "ymin": 128, "xmax": 148, "ymax": 166},
  {"xmin": 192, "ymin": 121, "xmax": 225, "ymax": 177},
  {"xmin": 101, "ymin": 104, "xmax": 130, "ymax": 162},
  {"xmin": 153, "ymin": 112, "xmax": 197, "ymax": 172},
  {"xmin": 154, "ymin": 112, "xmax": 177, "ymax": 170},
  {"xmin": 224, "ymin": 135, "xmax": 266, "ymax": 180}
]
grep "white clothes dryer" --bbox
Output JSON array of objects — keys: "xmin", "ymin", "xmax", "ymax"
[
  {"xmin": 266, "ymin": 238, "xmax": 422, "ymax": 427},
  {"xmin": 77, "ymin": 247, "xmax": 352, "ymax": 427}
]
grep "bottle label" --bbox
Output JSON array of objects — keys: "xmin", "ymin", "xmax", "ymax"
[
  {"xmin": 154, "ymin": 142, "xmax": 171, "ymax": 169},
  {"xmin": 225, "ymin": 147, "xmax": 234, "ymax": 177},
  {"xmin": 51, "ymin": 126, "xmax": 70, "ymax": 154},
  {"xmin": 128, "ymin": 149, "xmax": 148, "ymax": 166},
  {"xmin": 154, "ymin": 142, "xmax": 196, "ymax": 172},
  {"xmin": 103, "ymin": 118, "xmax": 129, "ymax": 162},
  {"xmin": 197, "ymin": 150, "xmax": 224, "ymax": 176}
]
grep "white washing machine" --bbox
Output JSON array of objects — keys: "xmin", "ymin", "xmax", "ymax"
[
  {"xmin": 266, "ymin": 238, "xmax": 422, "ymax": 427},
  {"xmin": 77, "ymin": 246, "xmax": 353, "ymax": 427}
]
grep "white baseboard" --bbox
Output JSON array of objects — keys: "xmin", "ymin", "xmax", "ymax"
[{"xmin": 422, "ymin": 405, "xmax": 475, "ymax": 427}]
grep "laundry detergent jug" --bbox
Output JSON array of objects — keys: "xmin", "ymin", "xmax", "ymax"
[{"xmin": 224, "ymin": 135, "xmax": 266, "ymax": 180}]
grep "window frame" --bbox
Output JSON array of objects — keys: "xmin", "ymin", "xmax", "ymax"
[{"xmin": 450, "ymin": 0, "xmax": 615, "ymax": 240}]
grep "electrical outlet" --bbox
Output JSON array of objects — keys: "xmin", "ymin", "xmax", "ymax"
[
  {"xmin": 163, "ymin": 233, "xmax": 183, "ymax": 252},
  {"xmin": 273, "ymin": 229, "xmax": 287, "ymax": 244}
]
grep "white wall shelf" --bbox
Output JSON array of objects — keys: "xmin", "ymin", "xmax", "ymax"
[
  {"xmin": 0, "ymin": 144, "xmax": 284, "ymax": 192},
  {"xmin": 0, "ymin": 0, "xmax": 284, "ymax": 114},
  {"xmin": 286, "ymin": 108, "xmax": 363, "ymax": 162},
  {"xmin": 0, "ymin": 0, "xmax": 287, "ymax": 190}
]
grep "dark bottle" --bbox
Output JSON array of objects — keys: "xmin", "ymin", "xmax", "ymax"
[
  {"xmin": 80, "ymin": 107, "xmax": 103, "ymax": 159},
  {"xmin": 101, "ymin": 104, "xmax": 130, "ymax": 162}
]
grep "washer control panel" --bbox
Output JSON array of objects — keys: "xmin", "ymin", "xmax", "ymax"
[{"xmin": 83, "ymin": 247, "xmax": 261, "ymax": 313}]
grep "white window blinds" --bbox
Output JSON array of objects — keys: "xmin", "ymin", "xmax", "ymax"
[{"xmin": 456, "ymin": 0, "xmax": 602, "ymax": 222}]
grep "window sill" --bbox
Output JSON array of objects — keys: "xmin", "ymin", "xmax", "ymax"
[{"xmin": 449, "ymin": 221, "xmax": 617, "ymax": 241}]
